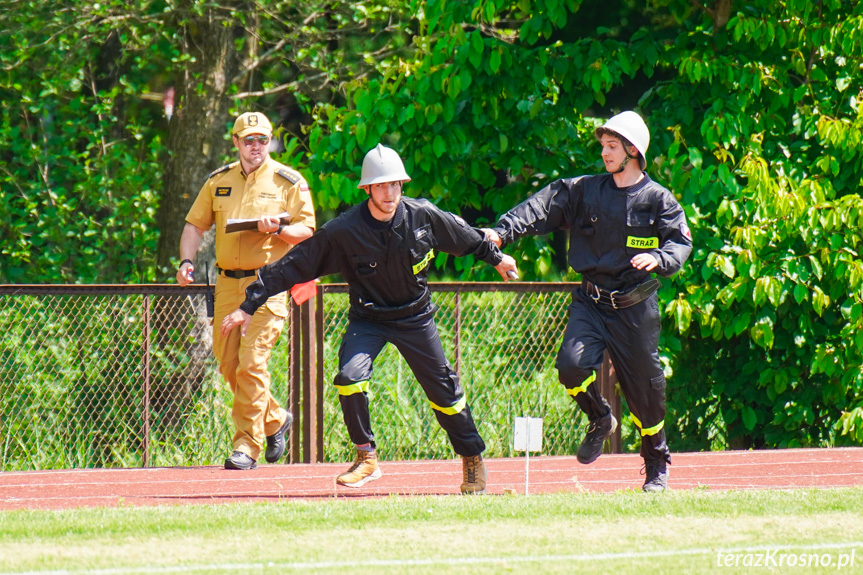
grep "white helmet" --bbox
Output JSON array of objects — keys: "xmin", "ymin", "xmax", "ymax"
[
  {"xmin": 357, "ymin": 143, "xmax": 411, "ymax": 188},
  {"xmin": 596, "ymin": 111, "xmax": 650, "ymax": 169}
]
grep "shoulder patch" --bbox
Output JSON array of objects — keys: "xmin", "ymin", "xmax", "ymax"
[
  {"xmin": 275, "ymin": 168, "xmax": 300, "ymax": 185},
  {"xmin": 681, "ymin": 223, "xmax": 692, "ymax": 241},
  {"xmin": 447, "ymin": 212, "xmax": 468, "ymax": 228},
  {"xmin": 208, "ymin": 164, "xmax": 232, "ymax": 179}
]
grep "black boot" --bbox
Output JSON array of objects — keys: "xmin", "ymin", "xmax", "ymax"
[
  {"xmin": 642, "ymin": 460, "xmax": 668, "ymax": 492},
  {"xmin": 576, "ymin": 411, "xmax": 617, "ymax": 464},
  {"xmin": 265, "ymin": 409, "xmax": 294, "ymax": 463},
  {"xmin": 225, "ymin": 451, "xmax": 257, "ymax": 470}
]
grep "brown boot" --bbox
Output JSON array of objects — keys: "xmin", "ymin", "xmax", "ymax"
[
  {"xmin": 460, "ymin": 454, "xmax": 487, "ymax": 495},
  {"xmin": 336, "ymin": 449, "xmax": 382, "ymax": 488}
]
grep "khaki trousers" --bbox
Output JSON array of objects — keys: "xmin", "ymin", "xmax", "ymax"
[{"xmin": 212, "ymin": 274, "xmax": 287, "ymax": 461}]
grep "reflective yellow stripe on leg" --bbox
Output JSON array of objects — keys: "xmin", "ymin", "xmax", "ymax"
[
  {"xmin": 335, "ymin": 380, "xmax": 370, "ymax": 396},
  {"xmin": 566, "ymin": 372, "xmax": 597, "ymax": 398},
  {"xmin": 429, "ymin": 396, "xmax": 467, "ymax": 415},
  {"xmin": 630, "ymin": 413, "xmax": 665, "ymax": 436}
]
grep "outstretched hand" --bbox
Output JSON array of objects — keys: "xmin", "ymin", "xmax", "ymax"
[
  {"xmin": 630, "ymin": 253, "xmax": 658, "ymax": 271},
  {"xmin": 221, "ymin": 309, "xmax": 252, "ymax": 337},
  {"xmin": 482, "ymin": 228, "xmax": 502, "ymax": 248},
  {"xmin": 495, "ymin": 254, "xmax": 519, "ymax": 281}
]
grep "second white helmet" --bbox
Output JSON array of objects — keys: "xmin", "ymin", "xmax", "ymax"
[
  {"xmin": 358, "ymin": 143, "xmax": 412, "ymax": 188},
  {"xmin": 596, "ymin": 111, "xmax": 650, "ymax": 169}
]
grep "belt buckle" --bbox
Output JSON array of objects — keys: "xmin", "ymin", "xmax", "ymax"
[
  {"xmin": 609, "ymin": 290, "xmax": 620, "ymax": 309},
  {"xmin": 589, "ymin": 283, "xmax": 602, "ymax": 304}
]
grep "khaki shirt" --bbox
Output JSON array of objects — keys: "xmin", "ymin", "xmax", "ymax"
[{"xmin": 185, "ymin": 157, "xmax": 316, "ymax": 270}]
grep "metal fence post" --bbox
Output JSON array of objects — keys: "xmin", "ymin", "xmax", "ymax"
[
  {"xmin": 142, "ymin": 293, "xmax": 151, "ymax": 468},
  {"xmin": 454, "ymin": 290, "xmax": 462, "ymax": 377},
  {"xmin": 289, "ymin": 302, "xmax": 301, "ymax": 463},
  {"xmin": 314, "ymin": 286, "xmax": 325, "ymax": 463},
  {"xmin": 301, "ymin": 296, "xmax": 317, "ymax": 464}
]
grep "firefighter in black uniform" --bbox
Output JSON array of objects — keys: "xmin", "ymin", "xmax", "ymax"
[
  {"xmin": 485, "ymin": 111, "xmax": 692, "ymax": 491},
  {"xmin": 221, "ymin": 143, "xmax": 518, "ymax": 494}
]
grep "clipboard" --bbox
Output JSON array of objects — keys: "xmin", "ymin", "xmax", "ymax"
[{"xmin": 225, "ymin": 212, "xmax": 292, "ymax": 233}]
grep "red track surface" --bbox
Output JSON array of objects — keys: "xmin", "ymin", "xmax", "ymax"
[{"xmin": 1, "ymin": 448, "xmax": 861, "ymax": 511}]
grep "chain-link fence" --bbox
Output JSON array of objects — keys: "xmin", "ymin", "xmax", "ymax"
[
  {"xmin": 0, "ymin": 283, "xmax": 618, "ymax": 471},
  {"xmin": 319, "ymin": 284, "xmax": 586, "ymax": 463}
]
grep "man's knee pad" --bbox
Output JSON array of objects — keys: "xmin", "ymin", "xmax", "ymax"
[{"xmin": 335, "ymin": 361, "xmax": 370, "ymax": 386}]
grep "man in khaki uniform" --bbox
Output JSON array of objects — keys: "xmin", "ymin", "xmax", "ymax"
[{"xmin": 176, "ymin": 112, "xmax": 316, "ymax": 470}]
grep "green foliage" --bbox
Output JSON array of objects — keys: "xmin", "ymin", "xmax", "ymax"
[
  {"xmin": 657, "ymin": 2, "xmax": 863, "ymax": 451},
  {"xmin": 307, "ymin": 0, "xmax": 607, "ymax": 281},
  {"xmin": 307, "ymin": 0, "xmax": 863, "ymax": 450},
  {"xmin": 4, "ymin": 0, "xmax": 863, "ymax": 452},
  {"xmin": 0, "ymin": 1, "xmax": 177, "ymax": 282},
  {"xmin": 0, "ymin": 0, "xmax": 416, "ymax": 282}
]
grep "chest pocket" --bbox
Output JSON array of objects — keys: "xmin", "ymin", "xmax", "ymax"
[
  {"xmin": 577, "ymin": 203, "xmax": 611, "ymax": 238},
  {"xmin": 252, "ymin": 189, "xmax": 285, "ymax": 215},
  {"xmin": 409, "ymin": 225, "xmax": 436, "ymax": 274},
  {"xmin": 626, "ymin": 207, "xmax": 658, "ymax": 252},
  {"xmin": 351, "ymin": 255, "xmax": 378, "ymax": 277},
  {"xmin": 213, "ymin": 197, "xmax": 231, "ymax": 213},
  {"xmin": 577, "ymin": 217, "xmax": 595, "ymax": 237}
]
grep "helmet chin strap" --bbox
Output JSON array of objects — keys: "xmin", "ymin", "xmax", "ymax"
[{"xmin": 614, "ymin": 154, "xmax": 633, "ymax": 174}]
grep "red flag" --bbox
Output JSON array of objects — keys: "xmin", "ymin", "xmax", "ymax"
[{"xmin": 290, "ymin": 279, "xmax": 318, "ymax": 305}]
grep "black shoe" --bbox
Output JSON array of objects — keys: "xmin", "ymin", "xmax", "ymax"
[
  {"xmin": 576, "ymin": 412, "xmax": 617, "ymax": 464},
  {"xmin": 642, "ymin": 461, "xmax": 669, "ymax": 492},
  {"xmin": 265, "ymin": 410, "xmax": 293, "ymax": 463},
  {"xmin": 224, "ymin": 451, "xmax": 257, "ymax": 470}
]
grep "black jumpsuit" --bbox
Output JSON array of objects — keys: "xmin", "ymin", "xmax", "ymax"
[
  {"xmin": 240, "ymin": 196, "xmax": 503, "ymax": 457},
  {"xmin": 492, "ymin": 173, "xmax": 692, "ymax": 464}
]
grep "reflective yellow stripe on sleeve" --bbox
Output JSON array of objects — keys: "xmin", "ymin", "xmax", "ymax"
[
  {"xmin": 335, "ymin": 380, "xmax": 370, "ymax": 396},
  {"xmin": 412, "ymin": 250, "xmax": 435, "ymax": 274},
  {"xmin": 429, "ymin": 396, "xmax": 467, "ymax": 415},
  {"xmin": 566, "ymin": 372, "xmax": 596, "ymax": 398},
  {"xmin": 630, "ymin": 413, "xmax": 665, "ymax": 436}
]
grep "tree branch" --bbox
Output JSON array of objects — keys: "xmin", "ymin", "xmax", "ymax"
[
  {"xmin": 689, "ymin": 0, "xmax": 716, "ymax": 21},
  {"xmin": 235, "ymin": 72, "xmax": 330, "ymax": 98},
  {"xmin": 690, "ymin": 0, "xmax": 733, "ymax": 31}
]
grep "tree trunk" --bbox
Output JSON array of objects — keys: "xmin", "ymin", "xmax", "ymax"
[
  {"xmin": 150, "ymin": 5, "xmax": 243, "ymax": 436},
  {"xmin": 714, "ymin": 0, "xmax": 733, "ymax": 30},
  {"xmin": 155, "ymin": 7, "xmax": 241, "ymax": 276}
]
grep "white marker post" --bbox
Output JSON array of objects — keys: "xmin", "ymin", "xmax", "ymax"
[{"xmin": 513, "ymin": 416, "xmax": 543, "ymax": 495}]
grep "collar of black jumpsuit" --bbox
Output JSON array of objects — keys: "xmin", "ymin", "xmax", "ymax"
[
  {"xmin": 609, "ymin": 171, "xmax": 651, "ymax": 194},
  {"xmin": 361, "ymin": 198, "xmax": 406, "ymax": 231}
]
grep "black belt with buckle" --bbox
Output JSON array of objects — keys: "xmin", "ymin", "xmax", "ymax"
[
  {"xmin": 217, "ymin": 266, "xmax": 258, "ymax": 279},
  {"xmin": 351, "ymin": 289, "xmax": 432, "ymax": 321},
  {"xmin": 583, "ymin": 278, "xmax": 661, "ymax": 309}
]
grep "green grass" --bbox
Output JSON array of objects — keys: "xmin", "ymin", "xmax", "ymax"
[{"xmin": 1, "ymin": 488, "xmax": 862, "ymax": 574}]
